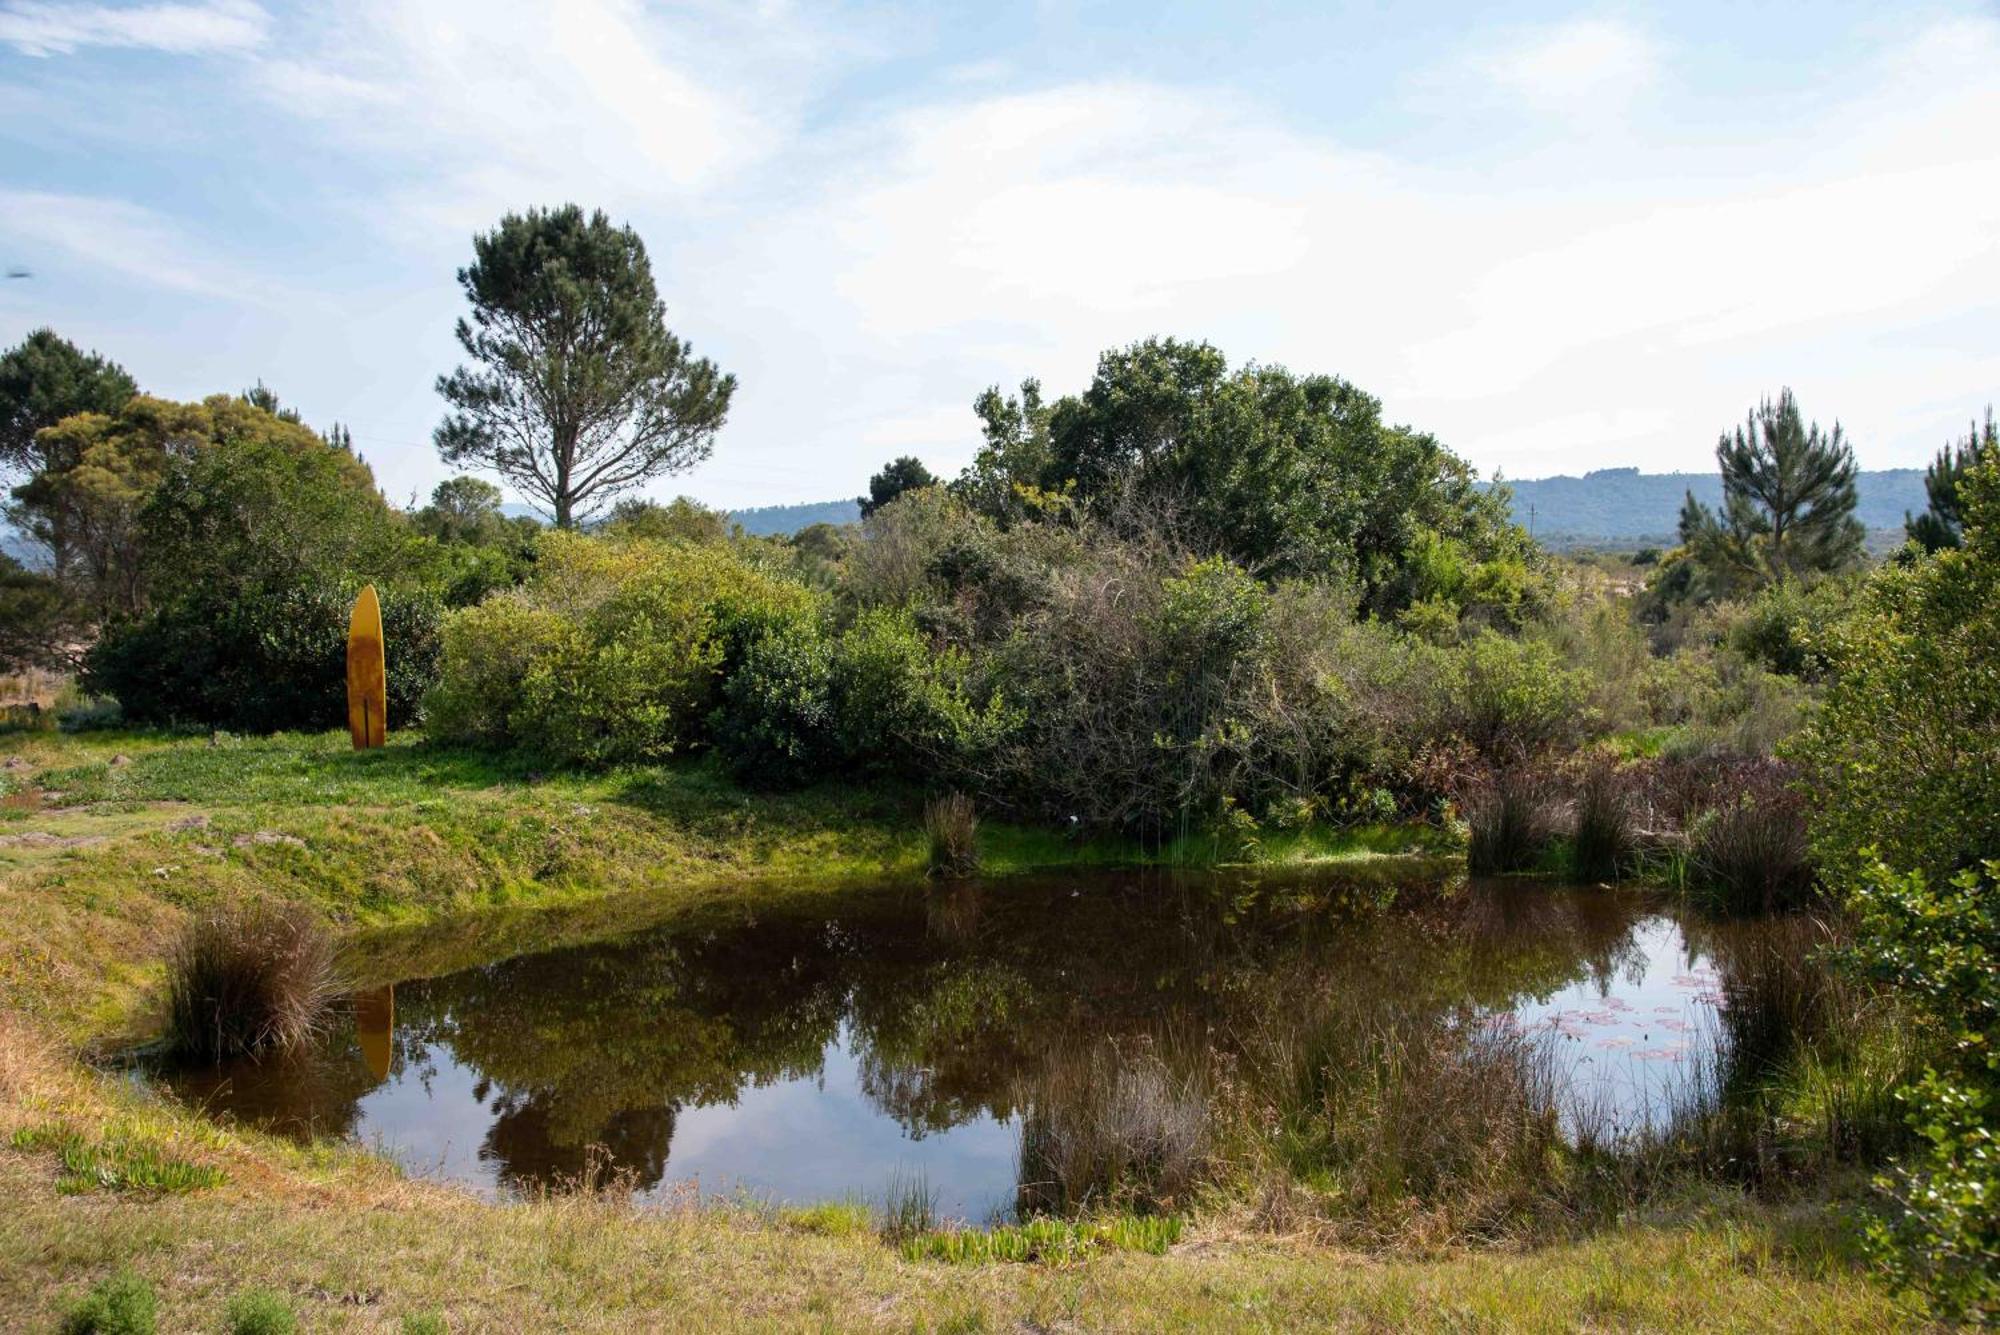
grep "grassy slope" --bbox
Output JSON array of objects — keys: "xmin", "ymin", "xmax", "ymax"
[
  {"xmin": 0, "ymin": 729, "xmax": 1908, "ymax": 1330},
  {"xmin": 0, "ymin": 729, "xmax": 1449, "ymax": 1041}
]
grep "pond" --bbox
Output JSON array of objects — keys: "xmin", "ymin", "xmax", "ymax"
[{"xmin": 158, "ymin": 867, "xmax": 1787, "ymax": 1224}]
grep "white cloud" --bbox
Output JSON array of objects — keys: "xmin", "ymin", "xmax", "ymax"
[
  {"xmin": 1471, "ymin": 16, "xmax": 1660, "ymax": 111},
  {"xmin": 249, "ymin": 0, "xmax": 856, "ymax": 229},
  {"xmin": 6, "ymin": 4, "xmax": 1997, "ymax": 505},
  {"xmin": 670, "ymin": 15, "xmax": 2000, "ymax": 499},
  {"xmin": 0, "ymin": 189, "xmax": 267, "ymax": 299},
  {"xmin": 0, "ymin": 0, "xmax": 266, "ymax": 57}
]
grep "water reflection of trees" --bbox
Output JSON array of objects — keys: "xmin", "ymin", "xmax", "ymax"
[{"xmin": 179, "ymin": 870, "xmax": 1670, "ymax": 1194}]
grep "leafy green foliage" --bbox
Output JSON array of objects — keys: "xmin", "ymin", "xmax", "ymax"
[
  {"xmin": 711, "ymin": 604, "xmax": 833, "ymax": 785},
  {"xmin": 77, "ymin": 402, "xmax": 446, "ymax": 731},
  {"xmin": 1796, "ymin": 449, "xmax": 2000, "ymax": 890},
  {"xmin": 956, "ymin": 339, "xmax": 1533, "ymax": 617},
  {"xmin": 826, "ymin": 605, "xmax": 1014, "ymax": 776},
  {"xmin": 0, "ymin": 327, "xmax": 136, "ymax": 478},
  {"xmin": 435, "ymin": 205, "xmax": 734, "ymax": 527},
  {"xmin": 858, "ymin": 455, "xmax": 937, "ymax": 518},
  {"xmin": 1799, "ymin": 440, "xmax": 2000, "ymax": 1318},
  {"xmin": 426, "ymin": 530, "xmax": 815, "ymax": 765},
  {"xmin": 86, "ymin": 582, "xmax": 441, "ymax": 733},
  {"xmin": 600, "ymin": 495, "xmax": 732, "ymax": 544}
]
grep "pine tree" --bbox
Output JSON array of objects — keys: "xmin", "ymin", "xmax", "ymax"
[
  {"xmin": 1681, "ymin": 389, "xmax": 1863, "ymax": 589},
  {"xmin": 434, "ymin": 206, "xmax": 734, "ymax": 528},
  {"xmin": 1905, "ymin": 408, "xmax": 1996, "ymax": 553}
]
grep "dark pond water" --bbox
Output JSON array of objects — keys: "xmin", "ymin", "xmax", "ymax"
[{"xmin": 158, "ymin": 868, "xmax": 1777, "ymax": 1224}]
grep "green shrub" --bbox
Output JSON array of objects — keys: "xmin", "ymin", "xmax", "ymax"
[
  {"xmin": 59, "ymin": 1270, "xmax": 157, "ymax": 1335},
  {"xmin": 1797, "ymin": 442, "xmax": 2000, "ymax": 1320},
  {"xmin": 424, "ymin": 530, "xmax": 814, "ymax": 766},
  {"xmin": 224, "ymin": 1288, "xmax": 298, "ymax": 1335},
  {"xmin": 712, "ymin": 608, "xmax": 834, "ymax": 786},
  {"xmin": 829, "ymin": 606, "xmax": 1012, "ymax": 778},
  {"xmin": 1452, "ymin": 630, "xmax": 1592, "ymax": 760},
  {"xmin": 87, "ymin": 582, "xmax": 442, "ymax": 733},
  {"xmin": 419, "ymin": 597, "xmax": 570, "ymax": 746}
]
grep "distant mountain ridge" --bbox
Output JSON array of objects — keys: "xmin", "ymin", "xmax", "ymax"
[
  {"xmin": 712, "ymin": 470, "xmax": 1931, "ymax": 547},
  {"xmin": 1487, "ymin": 467, "xmax": 1927, "ymax": 549},
  {"xmin": 727, "ymin": 499, "xmax": 861, "ymax": 535},
  {"xmin": 275, "ymin": 472, "xmax": 1945, "ymax": 549}
]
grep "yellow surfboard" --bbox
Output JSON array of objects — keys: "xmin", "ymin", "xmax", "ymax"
[{"xmin": 346, "ymin": 584, "xmax": 387, "ymax": 750}]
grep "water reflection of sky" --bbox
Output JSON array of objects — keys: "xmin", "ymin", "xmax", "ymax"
[
  {"xmin": 161, "ymin": 876, "xmax": 1759, "ymax": 1222},
  {"xmin": 1508, "ymin": 916, "xmax": 1724, "ymax": 1135},
  {"xmin": 349, "ymin": 1024, "xmax": 1020, "ymax": 1221}
]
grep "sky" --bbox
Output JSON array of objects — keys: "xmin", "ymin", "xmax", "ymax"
[{"xmin": 1, "ymin": 0, "xmax": 1997, "ymax": 513}]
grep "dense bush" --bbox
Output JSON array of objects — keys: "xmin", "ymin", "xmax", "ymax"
[
  {"xmin": 711, "ymin": 606, "xmax": 834, "ymax": 785},
  {"xmin": 80, "ymin": 406, "xmax": 447, "ymax": 731},
  {"xmin": 426, "ymin": 530, "xmax": 816, "ymax": 765},
  {"xmin": 87, "ymin": 583, "xmax": 441, "ymax": 732},
  {"xmin": 825, "ymin": 605, "xmax": 1014, "ymax": 777},
  {"xmin": 1796, "ymin": 443, "xmax": 2000, "ymax": 1320}
]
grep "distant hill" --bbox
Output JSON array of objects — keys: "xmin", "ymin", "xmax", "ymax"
[
  {"xmin": 497, "ymin": 499, "xmax": 863, "ymax": 535},
  {"xmin": 1485, "ymin": 468, "xmax": 1927, "ymax": 551},
  {"xmin": 704, "ymin": 471, "xmax": 1932, "ymax": 548},
  {"xmin": 728, "ymin": 499, "xmax": 861, "ymax": 535}
]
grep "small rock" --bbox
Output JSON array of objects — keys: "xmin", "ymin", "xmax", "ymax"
[
  {"xmin": 231, "ymin": 830, "xmax": 306, "ymax": 849},
  {"xmin": 0, "ymin": 831, "xmax": 106, "ymax": 850}
]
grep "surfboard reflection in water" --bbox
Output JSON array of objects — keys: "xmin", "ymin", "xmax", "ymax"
[
  {"xmin": 354, "ymin": 985, "xmax": 394, "ymax": 1083},
  {"xmin": 157, "ymin": 872, "xmax": 1791, "ymax": 1224}
]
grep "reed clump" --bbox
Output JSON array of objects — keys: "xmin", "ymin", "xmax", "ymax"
[
  {"xmin": 1258, "ymin": 1006, "xmax": 1565, "ymax": 1246},
  {"xmin": 163, "ymin": 902, "xmax": 337, "ymax": 1061},
  {"xmin": 1463, "ymin": 768, "xmax": 1557, "ymax": 875},
  {"xmin": 1567, "ymin": 759, "xmax": 1636, "ymax": 883},
  {"xmin": 1685, "ymin": 779, "xmax": 1814, "ymax": 913},
  {"xmin": 1017, "ymin": 1039, "xmax": 1212, "ymax": 1217},
  {"xmin": 924, "ymin": 791, "xmax": 980, "ymax": 878}
]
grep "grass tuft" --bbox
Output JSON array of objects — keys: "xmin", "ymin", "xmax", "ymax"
[
  {"xmin": 1686, "ymin": 788, "xmax": 1813, "ymax": 914},
  {"xmin": 1463, "ymin": 768, "xmax": 1557, "ymax": 875},
  {"xmin": 1568, "ymin": 760, "xmax": 1636, "ymax": 883},
  {"xmin": 880, "ymin": 1170, "xmax": 938, "ymax": 1243},
  {"xmin": 58, "ymin": 1269, "xmax": 158, "ymax": 1335},
  {"xmin": 164, "ymin": 902, "xmax": 337, "ymax": 1060},
  {"xmin": 11, "ymin": 1121, "xmax": 225, "ymax": 1195},
  {"xmin": 900, "ymin": 1213, "xmax": 1185, "ymax": 1264},
  {"xmin": 924, "ymin": 792, "xmax": 980, "ymax": 878},
  {"xmin": 1017, "ymin": 1038, "xmax": 1212, "ymax": 1217},
  {"xmin": 224, "ymin": 1288, "xmax": 298, "ymax": 1335}
]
